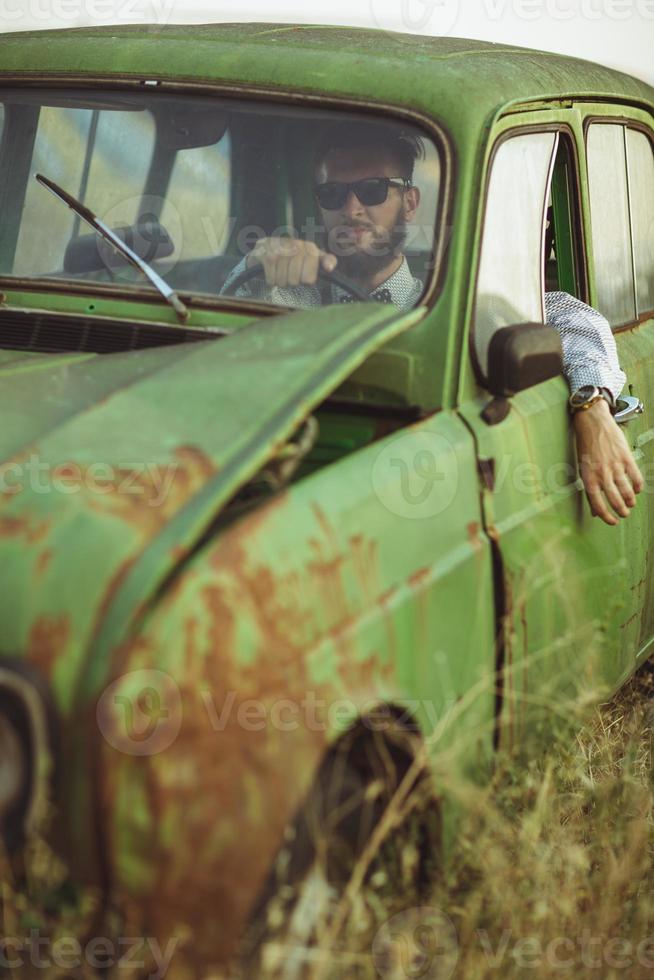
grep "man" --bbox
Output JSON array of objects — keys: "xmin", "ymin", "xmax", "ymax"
[{"xmin": 222, "ymin": 123, "xmax": 643, "ymax": 526}]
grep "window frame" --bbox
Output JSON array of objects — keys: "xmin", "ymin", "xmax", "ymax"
[
  {"xmin": 470, "ymin": 122, "xmax": 586, "ymax": 386},
  {"xmin": 583, "ymin": 114, "xmax": 654, "ymax": 331},
  {"xmin": 0, "ymin": 76, "xmax": 454, "ymax": 319},
  {"xmin": 548, "ymin": 132, "xmax": 588, "ymax": 300}
]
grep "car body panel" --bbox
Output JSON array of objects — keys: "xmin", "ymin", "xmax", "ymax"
[
  {"xmin": 0, "ymin": 24, "xmax": 653, "ymax": 973},
  {"xmin": 94, "ymin": 407, "xmax": 496, "ymax": 969},
  {"xmin": 0, "ymin": 299, "xmax": 421, "ymax": 702}
]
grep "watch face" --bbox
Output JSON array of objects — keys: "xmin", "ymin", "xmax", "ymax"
[{"xmin": 570, "ymin": 385, "xmax": 599, "ymax": 408}]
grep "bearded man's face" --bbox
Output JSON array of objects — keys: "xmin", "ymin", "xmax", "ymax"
[{"xmin": 315, "ymin": 146, "xmax": 419, "ymax": 280}]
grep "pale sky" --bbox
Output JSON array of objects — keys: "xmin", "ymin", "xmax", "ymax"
[{"xmin": 1, "ymin": 0, "xmax": 653, "ymax": 86}]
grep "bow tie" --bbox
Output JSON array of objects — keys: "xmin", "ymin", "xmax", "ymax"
[{"xmin": 338, "ymin": 287, "xmax": 393, "ymax": 305}]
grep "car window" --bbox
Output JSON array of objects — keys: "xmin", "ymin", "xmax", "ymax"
[
  {"xmin": 545, "ymin": 135, "xmax": 584, "ymax": 298},
  {"xmin": 625, "ymin": 128, "xmax": 654, "ymax": 316},
  {"xmin": 586, "ymin": 123, "xmax": 637, "ymax": 327},
  {"xmin": 474, "ymin": 131, "xmax": 557, "ymax": 376},
  {"xmin": 13, "ymin": 103, "xmax": 155, "ymax": 277},
  {"xmin": 159, "ymin": 134, "xmax": 232, "ymax": 261},
  {"xmin": 0, "ymin": 90, "xmax": 444, "ymax": 313}
]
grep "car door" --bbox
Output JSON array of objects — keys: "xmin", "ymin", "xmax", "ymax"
[
  {"xmin": 457, "ymin": 112, "xmax": 649, "ymax": 749},
  {"xmin": 582, "ymin": 110, "xmax": 654, "ymax": 660}
]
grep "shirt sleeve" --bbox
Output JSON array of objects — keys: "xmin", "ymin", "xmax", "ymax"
[{"xmin": 544, "ymin": 291, "xmax": 626, "ymax": 400}]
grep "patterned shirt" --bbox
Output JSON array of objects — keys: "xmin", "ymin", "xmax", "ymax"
[
  {"xmin": 544, "ymin": 291, "xmax": 625, "ymax": 399},
  {"xmin": 221, "ymin": 254, "xmax": 422, "ymax": 310},
  {"xmin": 221, "ymin": 259, "xmax": 625, "ymax": 400}
]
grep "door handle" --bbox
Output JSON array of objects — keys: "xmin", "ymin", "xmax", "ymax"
[{"xmin": 614, "ymin": 395, "xmax": 644, "ymax": 425}]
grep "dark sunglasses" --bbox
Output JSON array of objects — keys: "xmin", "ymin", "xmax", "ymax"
[{"xmin": 314, "ymin": 177, "xmax": 412, "ymax": 210}]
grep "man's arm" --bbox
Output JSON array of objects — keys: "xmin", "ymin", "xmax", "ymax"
[{"xmin": 545, "ymin": 292, "xmax": 643, "ymax": 525}]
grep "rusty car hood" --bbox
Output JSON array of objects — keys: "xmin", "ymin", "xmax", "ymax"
[{"xmin": 0, "ymin": 303, "xmax": 423, "ymax": 710}]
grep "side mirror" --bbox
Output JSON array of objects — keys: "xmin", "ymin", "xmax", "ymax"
[{"xmin": 486, "ymin": 323, "xmax": 563, "ymax": 398}]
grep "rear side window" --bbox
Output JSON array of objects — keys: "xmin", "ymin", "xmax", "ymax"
[
  {"xmin": 160, "ymin": 134, "xmax": 232, "ymax": 261},
  {"xmin": 474, "ymin": 131, "xmax": 558, "ymax": 377},
  {"xmin": 626, "ymin": 128, "xmax": 654, "ymax": 315},
  {"xmin": 587, "ymin": 122, "xmax": 654, "ymax": 326}
]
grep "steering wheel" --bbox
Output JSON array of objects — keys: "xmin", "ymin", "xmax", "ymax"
[{"xmin": 221, "ymin": 260, "xmax": 370, "ymax": 303}]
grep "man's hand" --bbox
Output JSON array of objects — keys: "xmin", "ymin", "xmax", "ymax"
[
  {"xmin": 573, "ymin": 398, "xmax": 644, "ymax": 525},
  {"xmin": 246, "ymin": 237, "xmax": 337, "ymax": 288}
]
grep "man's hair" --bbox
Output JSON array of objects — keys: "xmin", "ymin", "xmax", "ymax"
[{"xmin": 313, "ymin": 122, "xmax": 425, "ymax": 181}]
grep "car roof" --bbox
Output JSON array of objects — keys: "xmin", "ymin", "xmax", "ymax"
[{"xmin": 1, "ymin": 23, "xmax": 652, "ymax": 146}]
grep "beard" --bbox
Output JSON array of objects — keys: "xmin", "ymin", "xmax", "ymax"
[{"xmin": 323, "ymin": 220, "xmax": 408, "ymax": 281}]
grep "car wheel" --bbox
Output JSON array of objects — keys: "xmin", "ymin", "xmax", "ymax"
[
  {"xmin": 239, "ymin": 709, "xmax": 441, "ymax": 979},
  {"xmin": 0, "ymin": 660, "xmax": 56, "ymax": 855}
]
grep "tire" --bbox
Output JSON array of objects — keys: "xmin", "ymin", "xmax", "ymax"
[
  {"xmin": 0, "ymin": 710, "xmax": 30, "ymax": 853},
  {"xmin": 239, "ymin": 709, "xmax": 441, "ymax": 979},
  {"xmin": 0, "ymin": 660, "xmax": 57, "ymax": 855}
]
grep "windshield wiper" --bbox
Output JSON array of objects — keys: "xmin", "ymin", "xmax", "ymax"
[{"xmin": 35, "ymin": 173, "xmax": 188, "ymax": 322}]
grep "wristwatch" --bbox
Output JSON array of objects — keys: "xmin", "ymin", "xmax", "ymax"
[{"xmin": 568, "ymin": 385, "xmax": 616, "ymax": 414}]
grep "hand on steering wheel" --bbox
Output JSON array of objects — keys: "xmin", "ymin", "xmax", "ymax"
[
  {"xmin": 221, "ymin": 237, "xmax": 370, "ymax": 302},
  {"xmin": 222, "ymin": 260, "xmax": 370, "ymax": 302}
]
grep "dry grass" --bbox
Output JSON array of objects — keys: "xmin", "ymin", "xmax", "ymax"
[
  {"xmin": 439, "ymin": 659, "xmax": 654, "ymax": 980},
  {"xmin": 258, "ymin": 660, "xmax": 654, "ymax": 980},
  {"xmin": 1, "ymin": 661, "xmax": 652, "ymax": 979}
]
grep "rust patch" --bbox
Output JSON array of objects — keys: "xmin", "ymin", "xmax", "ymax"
[
  {"xmin": 98, "ymin": 501, "xmax": 400, "ymax": 971},
  {"xmin": 350, "ymin": 533, "xmax": 380, "ymax": 601},
  {"xmin": 27, "ymin": 613, "xmax": 71, "ymax": 679},
  {"xmin": 35, "ymin": 548, "xmax": 53, "ymax": 577},
  {"xmin": 0, "ymin": 515, "xmax": 50, "ymax": 543},
  {"xmin": 620, "ymin": 611, "xmax": 640, "ymax": 631},
  {"xmin": 0, "ymin": 516, "xmax": 28, "ymax": 536},
  {"xmin": 466, "ymin": 521, "xmax": 483, "ymax": 555},
  {"xmin": 85, "ymin": 444, "xmax": 217, "ymax": 536},
  {"xmin": 408, "ymin": 566, "xmax": 431, "ymax": 588}
]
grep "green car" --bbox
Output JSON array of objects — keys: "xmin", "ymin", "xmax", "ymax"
[{"xmin": 0, "ymin": 22, "xmax": 653, "ymax": 975}]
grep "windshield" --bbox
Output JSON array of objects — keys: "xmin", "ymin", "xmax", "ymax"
[{"xmin": 0, "ymin": 89, "xmax": 444, "ymax": 312}]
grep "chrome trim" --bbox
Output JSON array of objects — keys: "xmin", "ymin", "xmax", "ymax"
[{"xmin": 614, "ymin": 394, "xmax": 644, "ymax": 424}]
